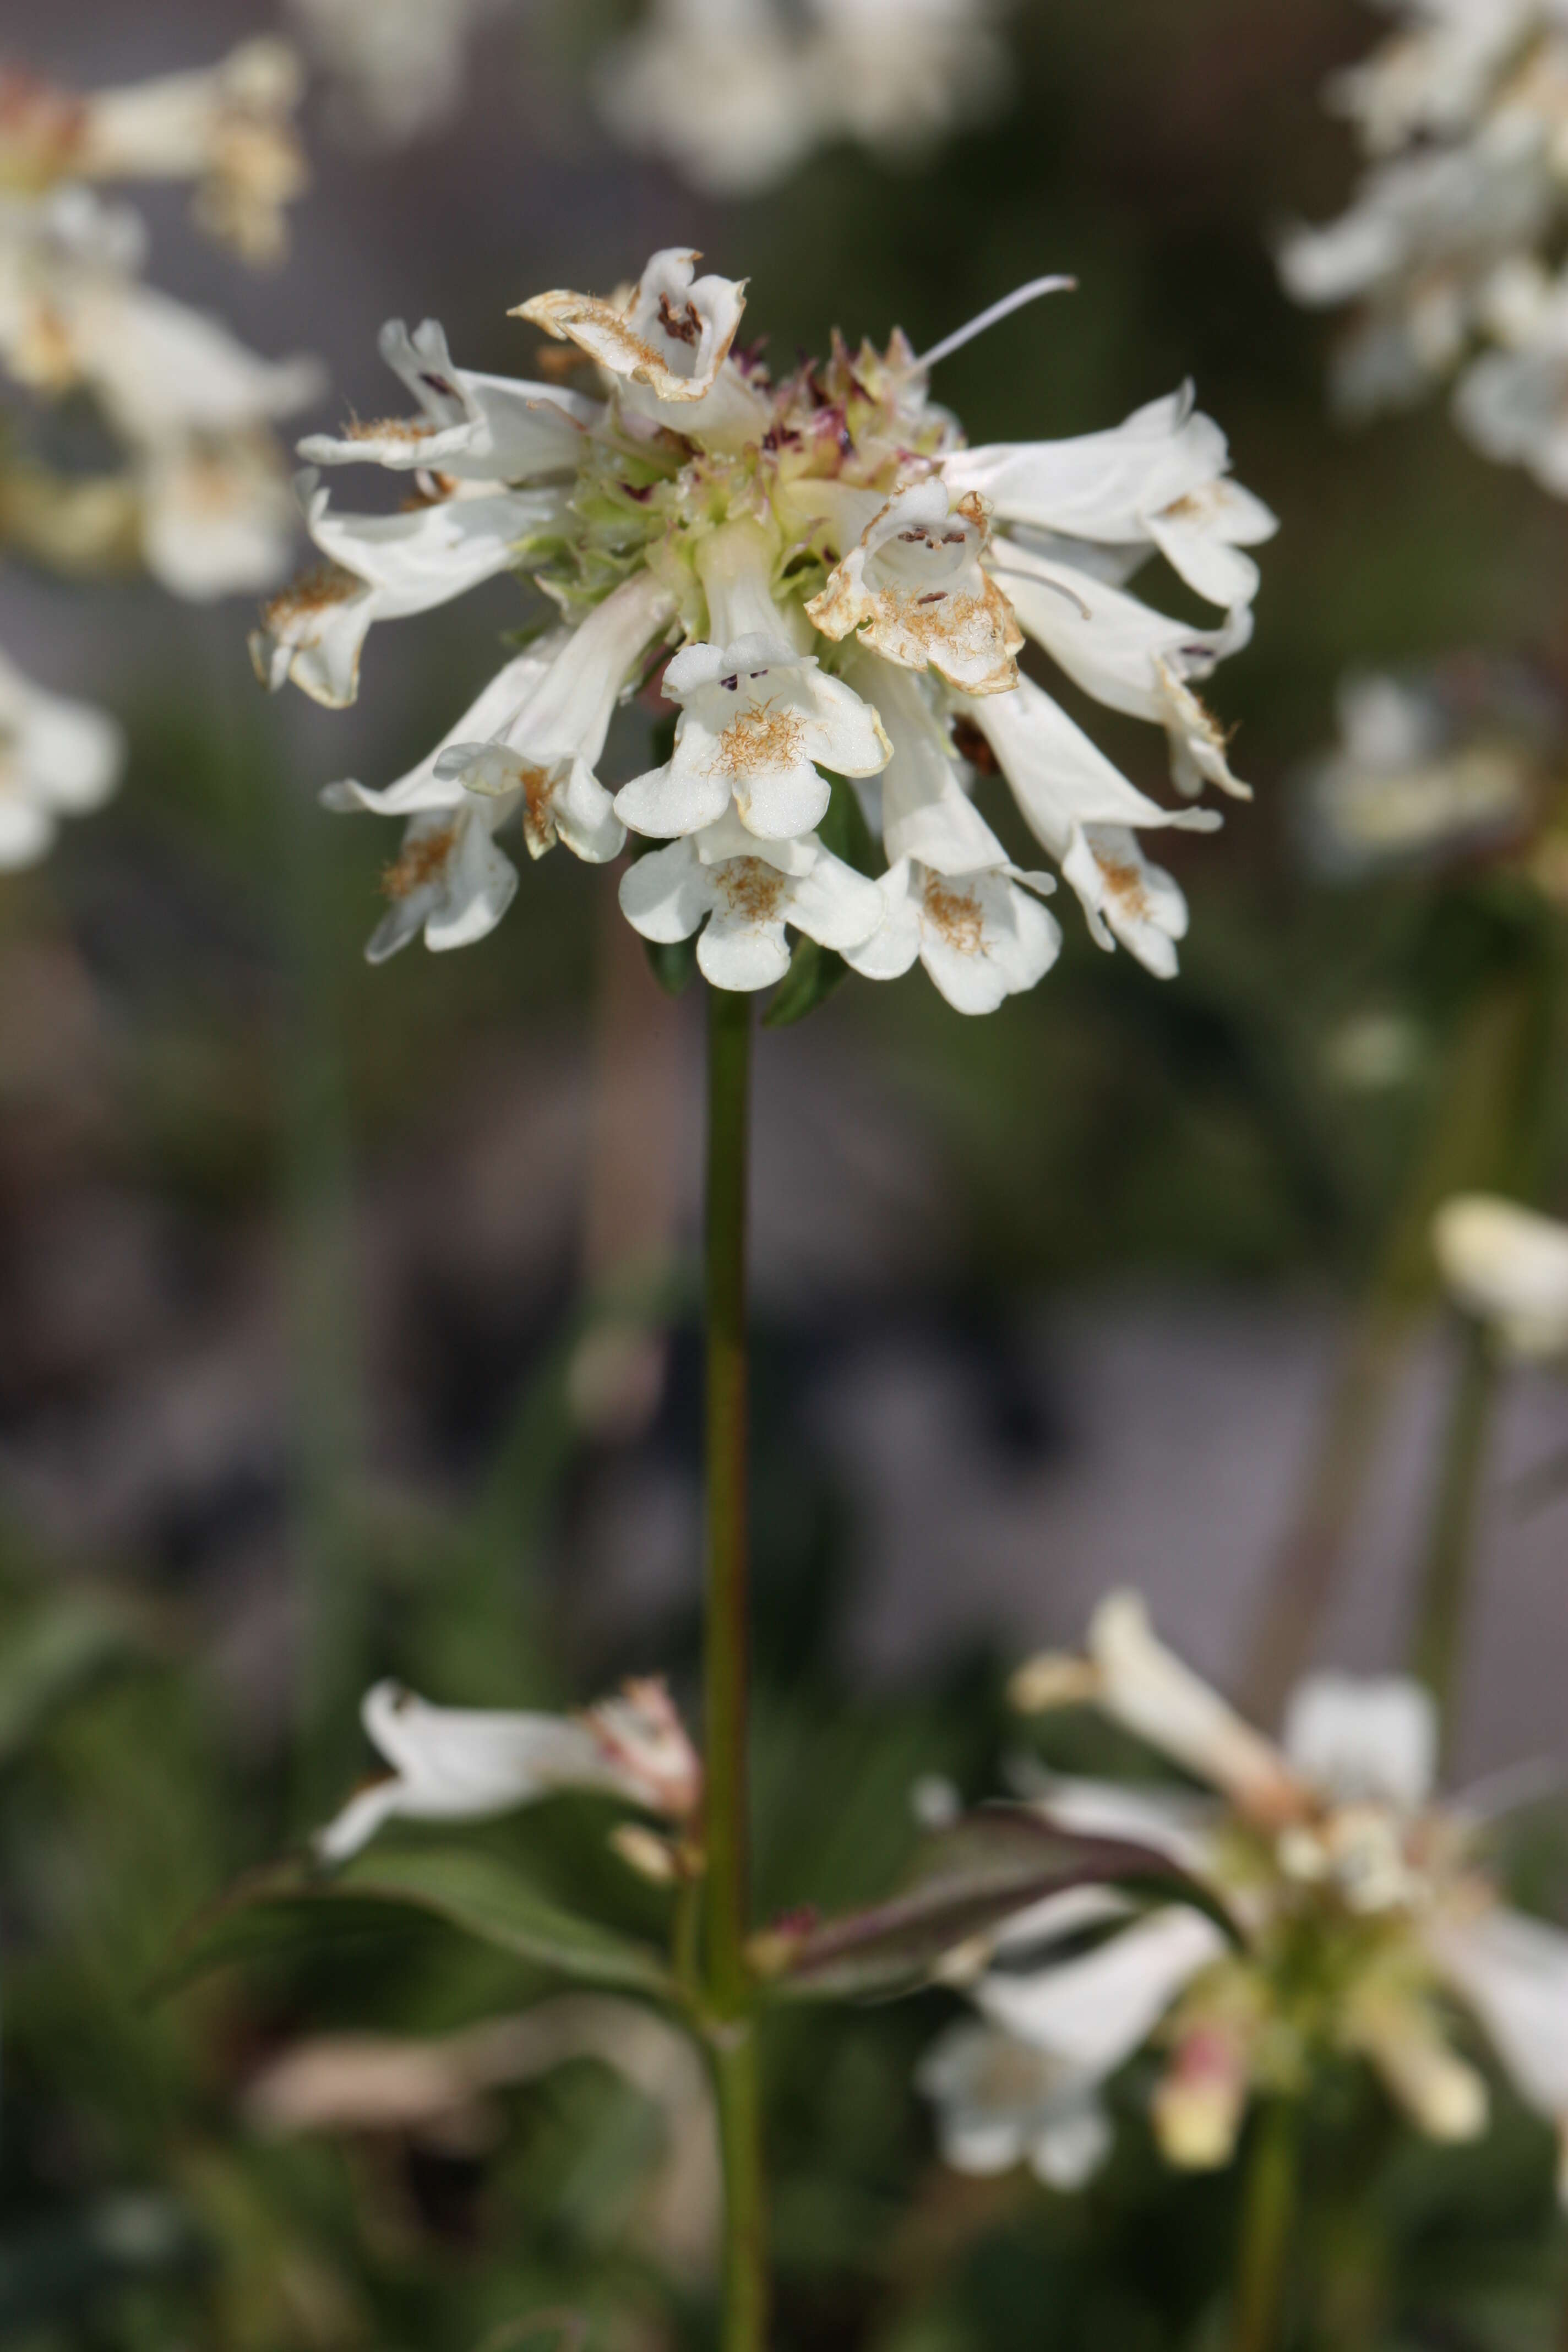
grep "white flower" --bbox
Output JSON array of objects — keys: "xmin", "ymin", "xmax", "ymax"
[
  {"xmin": 360, "ymin": 799, "xmax": 521, "ymax": 964},
  {"xmin": 1305, "ymin": 667, "xmax": 1537, "ymax": 874},
  {"xmin": 806, "ymin": 480, "xmax": 1024, "ymax": 695},
  {"xmin": 263, "ymin": 256, "xmax": 1266, "ymax": 1009},
  {"xmin": 0, "ymin": 647, "xmax": 123, "ymax": 868},
  {"xmin": 938, "ymin": 1593, "xmax": 1568, "ymax": 2189},
  {"xmin": 619, "ymin": 808, "xmax": 885, "ymax": 991},
  {"xmin": 73, "ymin": 40, "xmax": 307, "ymax": 269},
  {"xmin": 317, "ymin": 1676, "xmax": 702, "ymax": 1863},
  {"xmin": 299, "ymin": 317, "xmax": 595, "ymax": 483},
  {"xmin": 916, "ymin": 2020, "xmax": 1114, "ymax": 2189},
  {"xmin": 615, "ymin": 633, "xmax": 888, "ymax": 841},
  {"xmin": 594, "ymin": 0, "xmax": 820, "ymax": 198},
  {"xmin": 1278, "ymin": 0, "xmax": 1568, "ymax": 461},
  {"xmin": 285, "ymin": 0, "xmax": 510, "ymax": 147},
  {"xmin": 957, "ymin": 673, "xmax": 1221, "ymax": 978},
  {"xmin": 250, "ymin": 478, "xmax": 564, "ymax": 707},
  {"xmin": 515, "ymin": 246, "xmax": 766, "ymax": 451},
  {"xmin": 595, "ymin": 0, "xmax": 1012, "ymax": 197},
  {"xmin": 944, "ymin": 386, "xmax": 1278, "ymax": 609},
  {"xmin": 1432, "ymin": 1193, "xmax": 1568, "ymax": 1357},
  {"xmin": 0, "ymin": 41, "xmax": 307, "ymax": 266},
  {"xmin": 0, "ymin": 188, "xmax": 322, "ymax": 600}
]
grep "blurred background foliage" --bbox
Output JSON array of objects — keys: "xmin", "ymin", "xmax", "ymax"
[{"xmin": 4, "ymin": 0, "xmax": 1568, "ymax": 2346}]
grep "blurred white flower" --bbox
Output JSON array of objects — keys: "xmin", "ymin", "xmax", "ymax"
[
  {"xmin": 0, "ymin": 40, "xmax": 306, "ymax": 266},
  {"xmin": 922, "ymin": 1594, "xmax": 1568, "ymax": 2190},
  {"xmin": 596, "ymin": 0, "xmax": 1012, "ymax": 197},
  {"xmin": 0, "ymin": 647, "xmax": 123, "ymax": 868},
  {"xmin": 271, "ymin": 249, "xmax": 1270, "ymax": 1006},
  {"xmin": 1432, "ymin": 1193, "xmax": 1568, "ymax": 1357},
  {"xmin": 1278, "ymin": 0, "xmax": 1568, "ymax": 481},
  {"xmin": 317, "ymin": 1675, "xmax": 702, "ymax": 1863},
  {"xmin": 1302, "ymin": 665, "xmax": 1540, "ymax": 877},
  {"xmin": 287, "ymin": 0, "xmax": 512, "ymax": 148}
]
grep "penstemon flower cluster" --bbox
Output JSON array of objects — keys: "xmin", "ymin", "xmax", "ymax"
[
  {"xmin": 922, "ymin": 1594, "xmax": 1568, "ymax": 2196},
  {"xmin": 1278, "ymin": 0, "xmax": 1568, "ymax": 492},
  {"xmin": 254, "ymin": 249, "xmax": 1274, "ymax": 1012},
  {"xmin": 0, "ymin": 41, "xmax": 318, "ymax": 864}
]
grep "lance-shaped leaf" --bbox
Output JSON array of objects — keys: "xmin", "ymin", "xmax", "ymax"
[
  {"xmin": 151, "ymin": 1844, "xmax": 675, "ymax": 2004},
  {"xmin": 753, "ymin": 1804, "xmax": 1230, "ymax": 2000}
]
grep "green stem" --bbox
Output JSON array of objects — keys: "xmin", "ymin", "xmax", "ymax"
[
  {"xmin": 1242, "ymin": 964, "xmax": 1552, "ymax": 1728},
  {"xmin": 1411, "ymin": 1314, "xmax": 1498, "ymax": 1768},
  {"xmin": 700, "ymin": 982, "xmax": 766, "ymax": 2352},
  {"xmin": 710, "ymin": 2022, "xmax": 767, "ymax": 2352},
  {"xmin": 1232, "ymin": 2098, "xmax": 1298, "ymax": 2352}
]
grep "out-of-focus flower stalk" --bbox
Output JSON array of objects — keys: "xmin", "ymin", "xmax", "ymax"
[
  {"xmin": 1243, "ymin": 954, "xmax": 1554, "ymax": 1728},
  {"xmin": 1408, "ymin": 1313, "xmax": 1497, "ymax": 1767},
  {"xmin": 276, "ymin": 760, "xmax": 369, "ymax": 1820},
  {"xmin": 1231, "ymin": 2097, "xmax": 1298, "ymax": 2352}
]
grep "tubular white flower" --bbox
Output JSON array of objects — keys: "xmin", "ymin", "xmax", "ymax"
[
  {"xmin": 594, "ymin": 0, "xmax": 819, "ymax": 198},
  {"xmin": 285, "ymin": 0, "xmax": 509, "ymax": 148},
  {"xmin": 324, "ymin": 645, "xmax": 562, "ymax": 818},
  {"xmin": 364, "ymin": 801, "xmax": 521, "ymax": 963},
  {"xmin": 807, "ymin": 480, "xmax": 1023, "ymax": 695},
  {"xmin": 1304, "ymin": 667, "xmax": 1537, "ymax": 876},
  {"xmin": 842, "ymin": 855, "xmax": 1061, "ymax": 1014},
  {"xmin": 139, "ymin": 432, "xmax": 300, "ymax": 600},
  {"xmin": 615, "ymin": 634, "xmax": 888, "ymax": 841},
  {"xmin": 1432, "ymin": 1193, "xmax": 1568, "ymax": 1357},
  {"xmin": 0, "ymin": 648, "xmax": 123, "ymax": 868},
  {"xmin": 956, "ymin": 673, "xmax": 1220, "ymax": 978},
  {"xmin": 300, "ymin": 317, "xmax": 595, "ymax": 483},
  {"xmin": 916, "ymin": 2021, "xmax": 1114, "ymax": 2188},
  {"xmin": 945, "ymin": 386, "xmax": 1278, "ymax": 608},
  {"xmin": 438, "ymin": 573, "xmax": 677, "ymax": 860},
  {"xmin": 516, "ymin": 247, "xmax": 767, "ymax": 450},
  {"xmin": 927, "ymin": 1596, "xmax": 1568, "ymax": 2200},
  {"xmin": 0, "ymin": 41, "xmax": 307, "ymax": 267},
  {"xmin": 978, "ymin": 1906, "xmax": 1229, "ymax": 2076},
  {"xmin": 316, "ymin": 1676, "xmax": 702, "ymax": 1863},
  {"xmin": 989, "ymin": 538, "xmax": 1253, "ymax": 799},
  {"xmin": 619, "ymin": 809, "xmax": 885, "ymax": 990},
  {"xmin": 73, "ymin": 40, "xmax": 307, "ymax": 269},
  {"xmin": 251, "ymin": 480, "xmax": 564, "ymax": 707}
]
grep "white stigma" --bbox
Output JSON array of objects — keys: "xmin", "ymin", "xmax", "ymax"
[{"xmin": 915, "ymin": 275, "xmax": 1077, "ymax": 372}]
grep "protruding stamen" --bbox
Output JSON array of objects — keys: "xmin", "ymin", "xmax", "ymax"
[{"xmin": 914, "ymin": 275, "xmax": 1077, "ymax": 372}]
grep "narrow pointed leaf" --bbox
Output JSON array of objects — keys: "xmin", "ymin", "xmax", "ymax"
[
  {"xmin": 756, "ymin": 1803, "xmax": 1230, "ymax": 1999},
  {"xmin": 151, "ymin": 1845, "xmax": 674, "ymax": 2003}
]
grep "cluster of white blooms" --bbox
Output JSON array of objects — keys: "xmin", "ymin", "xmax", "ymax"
[
  {"xmin": 0, "ymin": 42, "xmax": 318, "ymax": 864},
  {"xmin": 255, "ymin": 250, "xmax": 1272, "ymax": 1011},
  {"xmin": 596, "ymin": 0, "xmax": 1012, "ymax": 197},
  {"xmin": 919, "ymin": 1595, "xmax": 1568, "ymax": 2194},
  {"xmin": 285, "ymin": 0, "xmax": 513, "ymax": 148},
  {"xmin": 1279, "ymin": 0, "xmax": 1568, "ymax": 489}
]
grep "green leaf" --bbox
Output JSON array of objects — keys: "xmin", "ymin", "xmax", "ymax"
[
  {"xmin": 756, "ymin": 1804, "xmax": 1228, "ymax": 2000},
  {"xmin": 763, "ymin": 938, "xmax": 847, "ymax": 1029},
  {"xmin": 0, "ymin": 1592, "xmax": 143, "ymax": 1770},
  {"xmin": 152, "ymin": 1845, "xmax": 675, "ymax": 2004}
]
